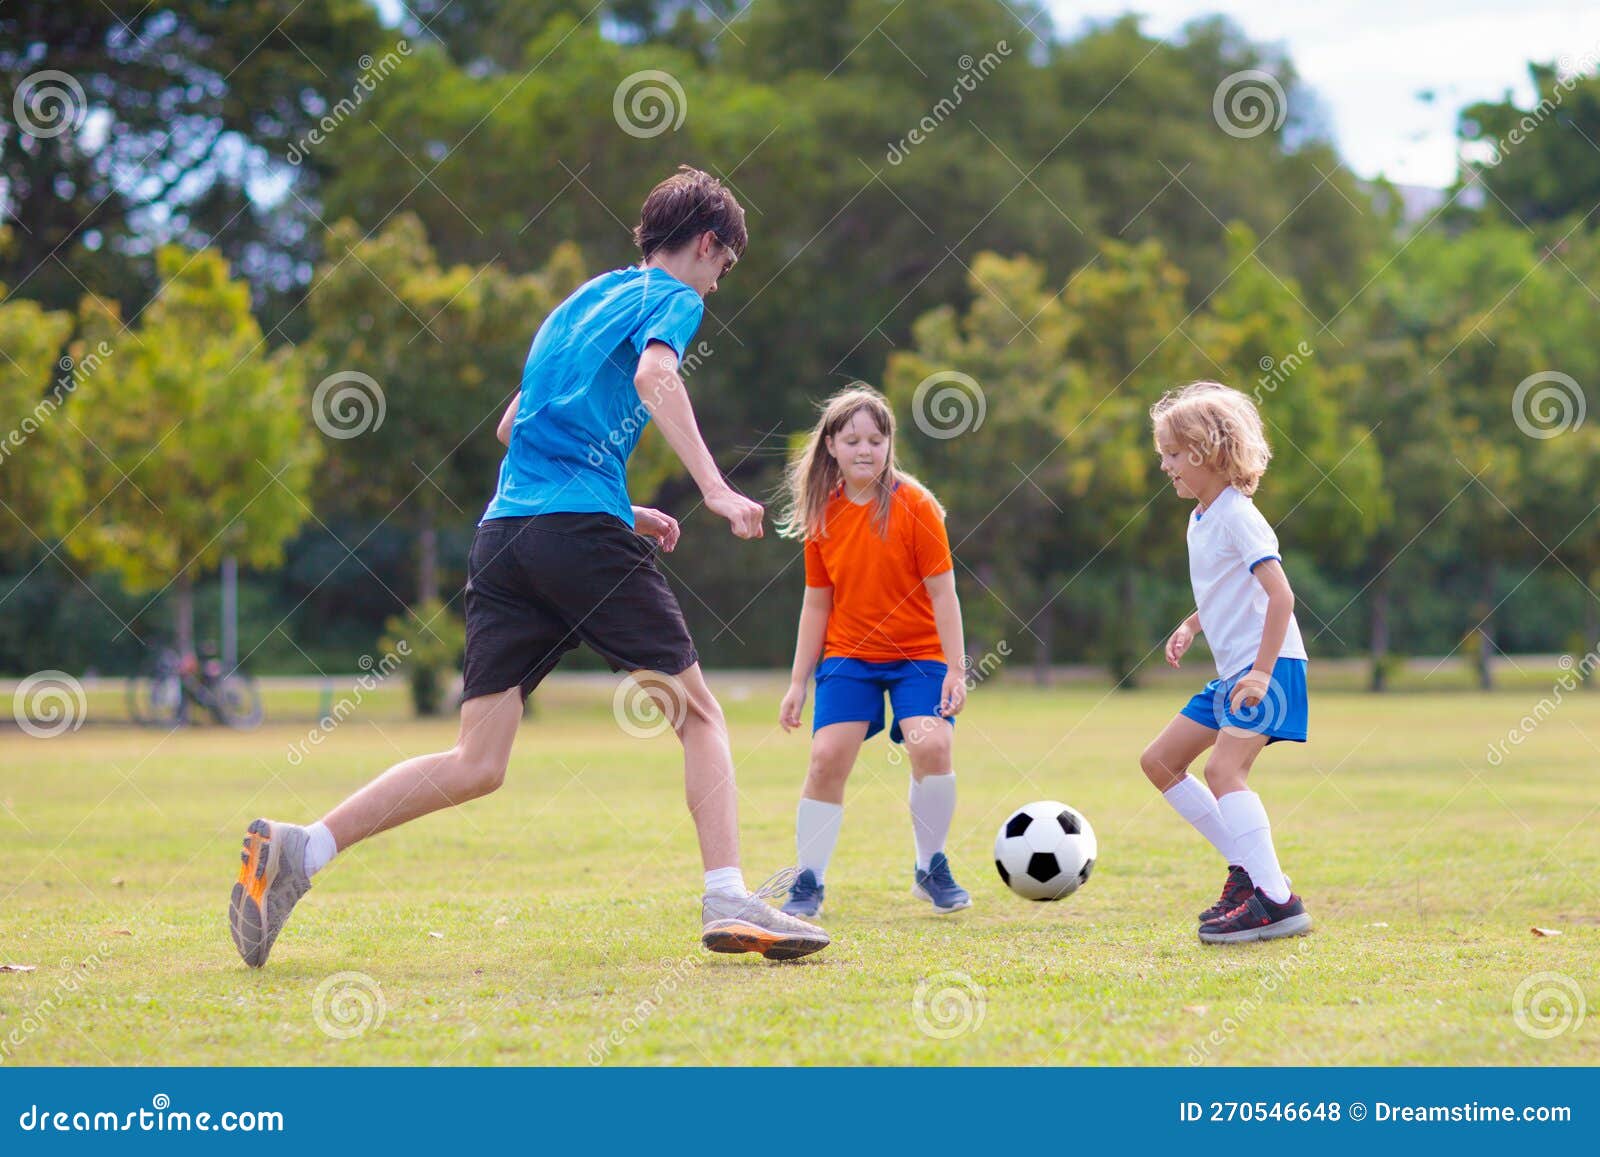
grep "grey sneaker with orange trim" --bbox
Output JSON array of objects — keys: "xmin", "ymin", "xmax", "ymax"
[
  {"xmin": 229, "ymin": 819, "xmax": 312, "ymax": 967},
  {"xmin": 701, "ymin": 869, "xmax": 830, "ymax": 961}
]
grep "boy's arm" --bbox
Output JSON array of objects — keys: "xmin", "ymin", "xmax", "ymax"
[
  {"xmin": 634, "ymin": 341, "xmax": 763, "ymax": 538},
  {"xmin": 496, "ymin": 391, "xmax": 520, "ymax": 445}
]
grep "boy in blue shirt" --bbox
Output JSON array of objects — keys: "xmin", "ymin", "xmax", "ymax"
[{"xmin": 230, "ymin": 168, "xmax": 830, "ymax": 967}]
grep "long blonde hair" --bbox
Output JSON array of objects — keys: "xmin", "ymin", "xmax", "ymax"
[{"xmin": 776, "ymin": 384, "xmax": 943, "ymax": 540}]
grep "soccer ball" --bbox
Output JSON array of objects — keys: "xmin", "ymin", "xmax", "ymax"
[{"xmin": 993, "ymin": 801, "xmax": 1097, "ymax": 901}]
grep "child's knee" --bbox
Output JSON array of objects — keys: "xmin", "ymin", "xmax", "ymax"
[
  {"xmin": 1203, "ymin": 757, "xmax": 1245, "ymax": 794},
  {"xmin": 1140, "ymin": 744, "xmax": 1181, "ymax": 788},
  {"xmin": 454, "ymin": 750, "xmax": 507, "ymax": 799}
]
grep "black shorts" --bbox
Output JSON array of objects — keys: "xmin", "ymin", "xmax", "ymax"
[{"xmin": 460, "ymin": 513, "xmax": 698, "ymax": 701}]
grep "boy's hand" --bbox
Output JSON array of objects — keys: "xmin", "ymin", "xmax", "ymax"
[
  {"xmin": 938, "ymin": 668, "xmax": 968, "ymax": 718},
  {"xmin": 1165, "ymin": 622, "xmax": 1195, "ymax": 668},
  {"xmin": 1230, "ymin": 668, "xmax": 1273, "ymax": 713},
  {"xmin": 705, "ymin": 486, "xmax": 765, "ymax": 539},
  {"xmin": 779, "ymin": 681, "xmax": 807, "ymax": 732},
  {"xmin": 631, "ymin": 507, "xmax": 680, "ymax": 551}
]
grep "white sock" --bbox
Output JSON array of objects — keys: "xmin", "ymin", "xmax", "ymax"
[
  {"xmin": 1161, "ymin": 775, "xmax": 1237, "ymax": 865},
  {"xmin": 908, "ymin": 773, "xmax": 957, "ymax": 871},
  {"xmin": 1216, "ymin": 790, "xmax": 1291, "ymax": 903},
  {"xmin": 703, "ymin": 866, "xmax": 746, "ymax": 897},
  {"xmin": 795, "ymin": 798, "xmax": 844, "ymax": 882},
  {"xmin": 303, "ymin": 821, "xmax": 337, "ymax": 877}
]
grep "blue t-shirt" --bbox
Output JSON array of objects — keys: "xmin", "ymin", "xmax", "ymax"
[{"xmin": 481, "ymin": 266, "xmax": 704, "ymax": 528}]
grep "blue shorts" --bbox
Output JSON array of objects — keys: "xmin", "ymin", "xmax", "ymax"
[
  {"xmin": 1180, "ymin": 656, "xmax": 1308, "ymax": 744},
  {"xmin": 812, "ymin": 657, "xmax": 951, "ymax": 744}
]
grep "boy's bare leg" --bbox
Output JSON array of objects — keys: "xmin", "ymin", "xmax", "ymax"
[
  {"xmin": 323, "ymin": 686, "xmax": 524, "ymax": 848},
  {"xmin": 229, "ymin": 687, "xmax": 523, "ymax": 967},
  {"xmin": 645, "ymin": 663, "xmax": 830, "ymax": 960}
]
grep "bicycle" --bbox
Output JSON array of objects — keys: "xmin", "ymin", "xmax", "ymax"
[{"xmin": 126, "ymin": 645, "xmax": 263, "ymax": 729}]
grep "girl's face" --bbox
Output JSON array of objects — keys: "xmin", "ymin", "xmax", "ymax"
[
  {"xmin": 1157, "ymin": 435, "xmax": 1225, "ymax": 502},
  {"xmin": 826, "ymin": 409, "xmax": 890, "ymax": 493}
]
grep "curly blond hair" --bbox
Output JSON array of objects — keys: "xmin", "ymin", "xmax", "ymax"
[{"xmin": 1149, "ymin": 380, "xmax": 1273, "ymax": 496}]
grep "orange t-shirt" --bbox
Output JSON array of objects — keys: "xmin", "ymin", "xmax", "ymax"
[{"xmin": 803, "ymin": 481, "xmax": 953, "ymax": 662}]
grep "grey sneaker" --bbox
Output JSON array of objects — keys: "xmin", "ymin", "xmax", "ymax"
[
  {"xmin": 229, "ymin": 819, "xmax": 312, "ymax": 967},
  {"xmin": 702, "ymin": 868, "xmax": 831, "ymax": 961}
]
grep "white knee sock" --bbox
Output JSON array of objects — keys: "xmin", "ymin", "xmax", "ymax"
[
  {"xmin": 908, "ymin": 773, "xmax": 957, "ymax": 871},
  {"xmin": 1216, "ymin": 790, "xmax": 1290, "ymax": 903},
  {"xmin": 1161, "ymin": 775, "xmax": 1237, "ymax": 865},
  {"xmin": 703, "ymin": 866, "xmax": 746, "ymax": 897},
  {"xmin": 796, "ymin": 798, "xmax": 844, "ymax": 881},
  {"xmin": 303, "ymin": 821, "xmax": 338, "ymax": 877}
]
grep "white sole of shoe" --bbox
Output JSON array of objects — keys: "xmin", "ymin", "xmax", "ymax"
[
  {"xmin": 911, "ymin": 882, "xmax": 972, "ymax": 914},
  {"xmin": 1198, "ymin": 912, "xmax": 1313, "ymax": 944}
]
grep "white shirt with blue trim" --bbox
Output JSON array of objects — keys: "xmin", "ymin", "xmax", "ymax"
[{"xmin": 1186, "ymin": 485, "xmax": 1307, "ymax": 679}]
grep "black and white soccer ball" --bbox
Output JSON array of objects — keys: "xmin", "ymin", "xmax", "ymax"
[{"xmin": 993, "ymin": 801, "xmax": 1096, "ymax": 901}]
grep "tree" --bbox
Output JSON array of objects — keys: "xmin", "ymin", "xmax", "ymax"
[
  {"xmin": 303, "ymin": 214, "xmax": 584, "ymax": 606},
  {"xmin": 0, "ymin": 272, "xmax": 83, "ymax": 556},
  {"xmin": 0, "ymin": 0, "xmax": 386, "ymax": 316},
  {"xmin": 1458, "ymin": 63, "xmax": 1600, "ymax": 227},
  {"xmin": 61, "ymin": 247, "xmax": 319, "ymax": 656}
]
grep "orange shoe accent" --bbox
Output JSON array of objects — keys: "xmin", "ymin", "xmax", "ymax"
[{"xmin": 238, "ymin": 828, "xmax": 271, "ymax": 904}]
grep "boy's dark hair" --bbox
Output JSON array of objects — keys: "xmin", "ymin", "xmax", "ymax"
[{"xmin": 633, "ymin": 166, "xmax": 747, "ymax": 260}]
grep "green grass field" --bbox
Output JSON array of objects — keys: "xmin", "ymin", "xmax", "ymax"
[{"xmin": 2, "ymin": 672, "xmax": 1597, "ymax": 1066}]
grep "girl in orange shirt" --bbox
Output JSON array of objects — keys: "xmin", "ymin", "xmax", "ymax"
[{"xmin": 774, "ymin": 385, "xmax": 972, "ymax": 916}]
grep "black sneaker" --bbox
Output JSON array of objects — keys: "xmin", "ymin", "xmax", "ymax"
[
  {"xmin": 1198, "ymin": 865, "xmax": 1253, "ymax": 924},
  {"xmin": 1198, "ymin": 886, "xmax": 1313, "ymax": 944}
]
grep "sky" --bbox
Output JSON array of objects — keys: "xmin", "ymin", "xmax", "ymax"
[{"xmin": 1054, "ymin": 0, "xmax": 1600, "ymax": 187}]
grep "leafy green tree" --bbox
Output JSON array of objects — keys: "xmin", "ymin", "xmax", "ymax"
[
  {"xmin": 303, "ymin": 213, "xmax": 583, "ymax": 605},
  {"xmin": 0, "ymin": 0, "xmax": 386, "ymax": 315},
  {"xmin": 61, "ymin": 247, "xmax": 319, "ymax": 655},
  {"xmin": 0, "ymin": 280, "xmax": 82, "ymax": 555}
]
